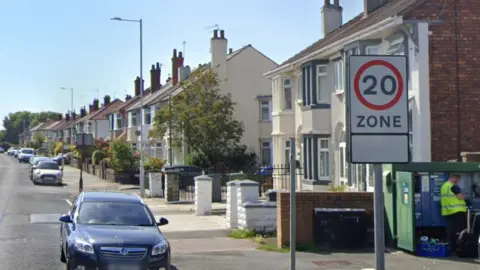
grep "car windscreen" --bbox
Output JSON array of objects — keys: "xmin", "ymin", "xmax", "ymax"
[
  {"xmin": 33, "ymin": 158, "xmax": 49, "ymax": 164},
  {"xmin": 37, "ymin": 162, "xmax": 59, "ymax": 170},
  {"xmin": 21, "ymin": 149, "xmax": 34, "ymax": 154},
  {"xmin": 77, "ymin": 202, "xmax": 154, "ymax": 226}
]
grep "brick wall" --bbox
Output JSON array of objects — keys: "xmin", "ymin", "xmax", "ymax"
[
  {"xmin": 276, "ymin": 192, "xmax": 373, "ymax": 247},
  {"xmin": 406, "ymin": 0, "xmax": 480, "ymax": 161}
]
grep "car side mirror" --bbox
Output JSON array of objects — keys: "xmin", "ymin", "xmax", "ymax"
[
  {"xmin": 59, "ymin": 214, "xmax": 73, "ymax": 223},
  {"xmin": 157, "ymin": 217, "xmax": 169, "ymax": 226}
]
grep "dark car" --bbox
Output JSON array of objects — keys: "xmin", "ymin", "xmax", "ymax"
[{"xmin": 59, "ymin": 192, "xmax": 171, "ymax": 270}]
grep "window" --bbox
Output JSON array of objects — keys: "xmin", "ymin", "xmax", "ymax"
[
  {"xmin": 285, "ymin": 140, "xmax": 291, "ymax": 164},
  {"xmin": 116, "ymin": 115, "xmax": 123, "ymax": 130},
  {"xmin": 283, "ymin": 78, "xmax": 292, "ymax": 110},
  {"xmin": 387, "ymin": 37, "xmax": 405, "ymax": 55},
  {"xmin": 334, "ymin": 60, "xmax": 344, "ymax": 92},
  {"xmin": 261, "ymin": 140, "xmax": 272, "ymax": 165},
  {"xmin": 316, "ymin": 65, "xmax": 328, "ymax": 103},
  {"xmin": 318, "ymin": 139, "xmax": 329, "ymax": 180},
  {"xmin": 144, "ymin": 107, "xmax": 152, "ymax": 125},
  {"xmin": 77, "ymin": 202, "xmax": 154, "ymax": 226},
  {"xmin": 130, "ymin": 111, "xmax": 138, "ymax": 127},
  {"xmin": 339, "ymin": 142, "xmax": 347, "ymax": 183},
  {"xmin": 303, "ymin": 137, "xmax": 330, "ymax": 181},
  {"xmin": 260, "ymin": 100, "xmax": 271, "ymax": 121},
  {"xmin": 365, "ymin": 46, "xmax": 379, "ymax": 55}
]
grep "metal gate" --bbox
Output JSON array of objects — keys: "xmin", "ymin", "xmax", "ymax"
[{"xmin": 178, "ymin": 171, "xmax": 202, "ymax": 202}]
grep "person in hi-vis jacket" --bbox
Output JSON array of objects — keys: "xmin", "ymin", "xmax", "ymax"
[{"xmin": 440, "ymin": 174, "xmax": 467, "ymax": 251}]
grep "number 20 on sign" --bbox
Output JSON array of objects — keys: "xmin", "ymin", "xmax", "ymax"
[{"xmin": 348, "ymin": 55, "xmax": 410, "ymax": 164}]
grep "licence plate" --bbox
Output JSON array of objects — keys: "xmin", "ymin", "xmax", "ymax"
[
  {"xmin": 44, "ymin": 177, "xmax": 54, "ymax": 181},
  {"xmin": 108, "ymin": 265, "xmax": 141, "ymax": 270}
]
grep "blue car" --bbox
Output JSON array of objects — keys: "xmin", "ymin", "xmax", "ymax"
[{"xmin": 59, "ymin": 191, "xmax": 171, "ymax": 270}]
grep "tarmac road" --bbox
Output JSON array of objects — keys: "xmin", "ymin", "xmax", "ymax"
[{"xmin": 0, "ymin": 153, "xmax": 69, "ymax": 269}]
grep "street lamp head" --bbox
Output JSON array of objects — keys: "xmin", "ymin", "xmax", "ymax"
[{"xmin": 111, "ymin": 17, "xmax": 122, "ymax": 21}]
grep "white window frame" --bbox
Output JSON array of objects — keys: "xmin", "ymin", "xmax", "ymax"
[
  {"xmin": 144, "ymin": 107, "xmax": 152, "ymax": 125},
  {"xmin": 259, "ymin": 100, "xmax": 271, "ymax": 121},
  {"xmin": 365, "ymin": 46, "xmax": 379, "ymax": 55},
  {"xmin": 285, "ymin": 140, "xmax": 291, "ymax": 164},
  {"xmin": 282, "ymin": 78, "xmax": 292, "ymax": 110},
  {"xmin": 334, "ymin": 60, "xmax": 344, "ymax": 94},
  {"xmin": 318, "ymin": 138, "xmax": 329, "ymax": 180},
  {"xmin": 115, "ymin": 114, "xmax": 123, "ymax": 130},
  {"xmin": 367, "ymin": 164, "xmax": 374, "ymax": 192},
  {"xmin": 130, "ymin": 111, "xmax": 138, "ymax": 127},
  {"xmin": 316, "ymin": 65, "xmax": 328, "ymax": 103},
  {"xmin": 339, "ymin": 142, "xmax": 347, "ymax": 184},
  {"xmin": 387, "ymin": 37, "xmax": 405, "ymax": 55}
]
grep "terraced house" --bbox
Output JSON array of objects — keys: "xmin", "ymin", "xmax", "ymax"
[{"xmin": 265, "ymin": 0, "xmax": 480, "ymax": 191}]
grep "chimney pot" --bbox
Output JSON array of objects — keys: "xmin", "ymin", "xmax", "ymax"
[
  {"xmin": 156, "ymin": 62, "xmax": 160, "ymax": 69},
  {"xmin": 334, "ymin": 0, "xmax": 339, "ymax": 5},
  {"xmin": 172, "ymin": 50, "xmax": 184, "ymax": 86},
  {"xmin": 229, "ymin": 48, "xmax": 233, "ymax": 54},
  {"xmin": 213, "ymin": 29, "xmax": 218, "ymax": 39},
  {"xmin": 134, "ymin": 76, "xmax": 141, "ymax": 96},
  {"xmin": 178, "ymin": 51, "xmax": 183, "ymax": 58},
  {"xmin": 220, "ymin": 30, "xmax": 225, "ymax": 39},
  {"xmin": 173, "ymin": 49, "xmax": 177, "ymax": 57},
  {"xmin": 325, "ymin": 0, "xmax": 329, "ymax": 5},
  {"xmin": 104, "ymin": 95, "xmax": 111, "ymax": 105},
  {"xmin": 151, "ymin": 64, "xmax": 155, "ymax": 70}
]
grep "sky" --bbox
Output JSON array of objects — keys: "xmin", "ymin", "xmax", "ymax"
[{"xmin": 0, "ymin": 0, "xmax": 363, "ymax": 130}]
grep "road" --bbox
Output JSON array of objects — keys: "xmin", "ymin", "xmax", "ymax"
[{"xmin": 0, "ymin": 153, "xmax": 69, "ymax": 269}]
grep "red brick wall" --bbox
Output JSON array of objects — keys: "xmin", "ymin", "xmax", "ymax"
[
  {"xmin": 406, "ymin": 0, "xmax": 480, "ymax": 161},
  {"xmin": 276, "ymin": 192, "xmax": 373, "ymax": 247}
]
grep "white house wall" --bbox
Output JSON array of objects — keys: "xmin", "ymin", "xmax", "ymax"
[
  {"xmin": 95, "ymin": 119, "xmax": 109, "ymax": 140},
  {"xmin": 226, "ymin": 46, "xmax": 277, "ymax": 155}
]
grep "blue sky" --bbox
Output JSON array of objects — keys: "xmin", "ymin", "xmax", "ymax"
[{"xmin": 0, "ymin": 0, "xmax": 363, "ymax": 129}]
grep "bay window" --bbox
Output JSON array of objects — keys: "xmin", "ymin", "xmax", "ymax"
[
  {"xmin": 144, "ymin": 107, "xmax": 152, "ymax": 125},
  {"xmin": 365, "ymin": 46, "xmax": 379, "ymax": 55},
  {"xmin": 316, "ymin": 66, "xmax": 328, "ymax": 103},
  {"xmin": 301, "ymin": 60, "xmax": 330, "ymax": 107},
  {"xmin": 303, "ymin": 136, "xmax": 330, "ymax": 182},
  {"xmin": 129, "ymin": 111, "xmax": 138, "ymax": 127},
  {"xmin": 282, "ymin": 78, "xmax": 292, "ymax": 110},
  {"xmin": 116, "ymin": 114, "xmax": 123, "ymax": 130}
]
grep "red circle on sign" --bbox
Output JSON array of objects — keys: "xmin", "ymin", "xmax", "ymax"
[{"xmin": 353, "ymin": 60, "xmax": 404, "ymax": 111}]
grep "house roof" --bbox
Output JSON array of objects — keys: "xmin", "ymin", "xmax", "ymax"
[
  {"xmin": 52, "ymin": 119, "xmax": 70, "ymax": 131},
  {"xmin": 44, "ymin": 120, "xmax": 62, "ymax": 130},
  {"xmin": 91, "ymin": 99, "xmax": 125, "ymax": 120},
  {"xmin": 30, "ymin": 122, "xmax": 45, "ymax": 131},
  {"xmin": 129, "ymin": 82, "xmax": 174, "ymax": 110},
  {"xmin": 114, "ymin": 96, "xmax": 140, "ymax": 114},
  {"xmin": 124, "ymin": 90, "xmax": 155, "ymax": 111},
  {"xmin": 279, "ymin": 0, "xmax": 422, "ymax": 67}
]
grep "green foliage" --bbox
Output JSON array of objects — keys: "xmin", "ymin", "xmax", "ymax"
[
  {"xmin": 184, "ymin": 151, "xmax": 210, "ymax": 168},
  {"xmin": 143, "ymin": 157, "xmax": 165, "ymax": 172},
  {"xmin": 54, "ymin": 142, "xmax": 63, "ymax": 155},
  {"xmin": 185, "ymin": 145, "xmax": 257, "ymax": 172},
  {"xmin": 2, "ymin": 111, "xmax": 61, "ymax": 144},
  {"xmin": 328, "ymin": 184, "xmax": 347, "ymax": 192},
  {"xmin": 108, "ymin": 139, "xmax": 137, "ymax": 172},
  {"xmin": 32, "ymin": 132, "xmax": 45, "ymax": 149},
  {"xmin": 150, "ymin": 68, "xmax": 244, "ymax": 168},
  {"xmin": 92, "ymin": 150, "xmax": 107, "ymax": 165}
]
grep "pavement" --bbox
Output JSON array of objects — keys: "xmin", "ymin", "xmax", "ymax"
[{"xmin": 1, "ymin": 156, "xmax": 479, "ymax": 269}]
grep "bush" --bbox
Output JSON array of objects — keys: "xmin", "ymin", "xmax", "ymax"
[
  {"xmin": 109, "ymin": 139, "xmax": 137, "ymax": 172},
  {"xmin": 54, "ymin": 142, "xmax": 63, "ymax": 155},
  {"xmin": 143, "ymin": 157, "xmax": 165, "ymax": 172},
  {"xmin": 328, "ymin": 184, "xmax": 347, "ymax": 192},
  {"xmin": 91, "ymin": 150, "xmax": 107, "ymax": 165}
]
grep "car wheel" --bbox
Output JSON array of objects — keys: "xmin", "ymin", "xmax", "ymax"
[{"xmin": 60, "ymin": 245, "xmax": 66, "ymax": 263}]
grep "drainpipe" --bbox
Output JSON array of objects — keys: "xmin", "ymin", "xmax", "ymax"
[{"xmin": 454, "ymin": 1, "xmax": 461, "ymax": 161}]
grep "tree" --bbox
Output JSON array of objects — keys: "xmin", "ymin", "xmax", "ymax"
[
  {"xmin": 2, "ymin": 111, "xmax": 60, "ymax": 144},
  {"xmin": 150, "ymin": 68, "xmax": 244, "ymax": 167},
  {"xmin": 32, "ymin": 132, "xmax": 45, "ymax": 149}
]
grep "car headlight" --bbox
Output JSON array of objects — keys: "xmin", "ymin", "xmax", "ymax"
[
  {"xmin": 74, "ymin": 239, "xmax": 94, "ymax": 254},
  {"xmin": 151, "ymin": 241, "xmax": 167, "ymax": 255}
]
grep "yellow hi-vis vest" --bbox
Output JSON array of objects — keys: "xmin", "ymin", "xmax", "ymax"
[{"xmin": 440, "ymin": 181, "xmax": 467, "ymax": 216}]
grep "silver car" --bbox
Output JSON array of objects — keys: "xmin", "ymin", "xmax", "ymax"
[{"xmin": 32, "ymin": 161, "xmax": 63, "ymax": 185}]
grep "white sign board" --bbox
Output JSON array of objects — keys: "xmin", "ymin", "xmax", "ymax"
[{"xmin": 348, "ymin": 55, "xmax": 410, "ymax": 164}]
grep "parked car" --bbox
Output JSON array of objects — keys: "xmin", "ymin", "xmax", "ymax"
[
  {"xmin": 32, "ymin": 161, "xmax": 63, "ymax": 185},
  {"xmin": 59, "ymin": 191, "xmax": 171, "ymax": 270},
  {"xmin": 53, "ymin": 153, "xmax": 71, "ymax": 165},
  {"xmin": 29, "ymin": 156, "xmax": 53, "ymax": 180},
  {"xmin": 9, "ymin": 147, "xmax": 20, "ymax": 157},
  {"xmin": 0, "ymin": 147, "xmax": 4, "ymax": 153},
  {"xmin": 17, "ymin": 148, "xmax": 35, "ymax": 162}
]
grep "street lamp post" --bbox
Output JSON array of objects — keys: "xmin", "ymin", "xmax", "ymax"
[
  {"xmin": 111, "ymin": 16, "xmax": 145, "ymax": 198},
  {"xmin": 60, "ymin": 87, "xmax": 74, "ymax": 171}
]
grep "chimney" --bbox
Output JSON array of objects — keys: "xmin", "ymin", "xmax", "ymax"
[
  {"xmin": 150, "ymin": 62, "xmax": 162, "ymax": 91},
  {"xmin": 229, "ymin": 48, "xmax": 233, "ymax": 54},
  {"xmin": 72, "ymin": 111, "xmax": 76, "ymax": 120},
  {"xmin": 171, "ymin": 49, "xmax": 184, "ymax": 86},
  {"xmin": 81, "ymin": 107, "xmax": 86, "ymax": 117},
  {"xmin": 103, "ymin": 95, "xmax": 111, "ymax": 106},
  {"xmin": 364, "ymin": 0, "xmax": 388, "ymax": 16},
  {"xmin": 210, "ymin": 29, "xmax": 227, "ymax": 86},
  {"xmin": 134, "ymin": 76, "xmax": 141, "ymax": 96},
  {"xmin": 65, "ymin": 112, "xmax": 70, "ymax": 121},
  {"xmin": 322, "ymin": 0, "xmax": 343, "ymax": 37},
  {"xmin": 88, "ymin": 104, "xmax": 94, "ymax": 114},
  {"xmin": 125, "ymin": 94, "xmax": 132, "ymax": 101},
  {"xmin": 93, "ymin": 99, "xmax": 99, "ymax": 110},
  {"xmin": 178, "ymin": 65, "xmax": 191, "ymax": 82}
]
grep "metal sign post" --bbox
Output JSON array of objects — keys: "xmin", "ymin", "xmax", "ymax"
[
  {"xmin": 289, "ymin": 137, "xmax": 296, "ymax": 270},
  {"xmin": 347, "ymin": 55, "xmax": 409, "ymax": 270},
  {"xmin": 76, "ymin": 133, "xmax": 94, "ymax": 193}
]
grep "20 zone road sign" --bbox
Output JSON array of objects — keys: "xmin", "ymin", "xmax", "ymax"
[{"xmin": 348, "ymin": 55, "xmax": 410, "ymax": 164}]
